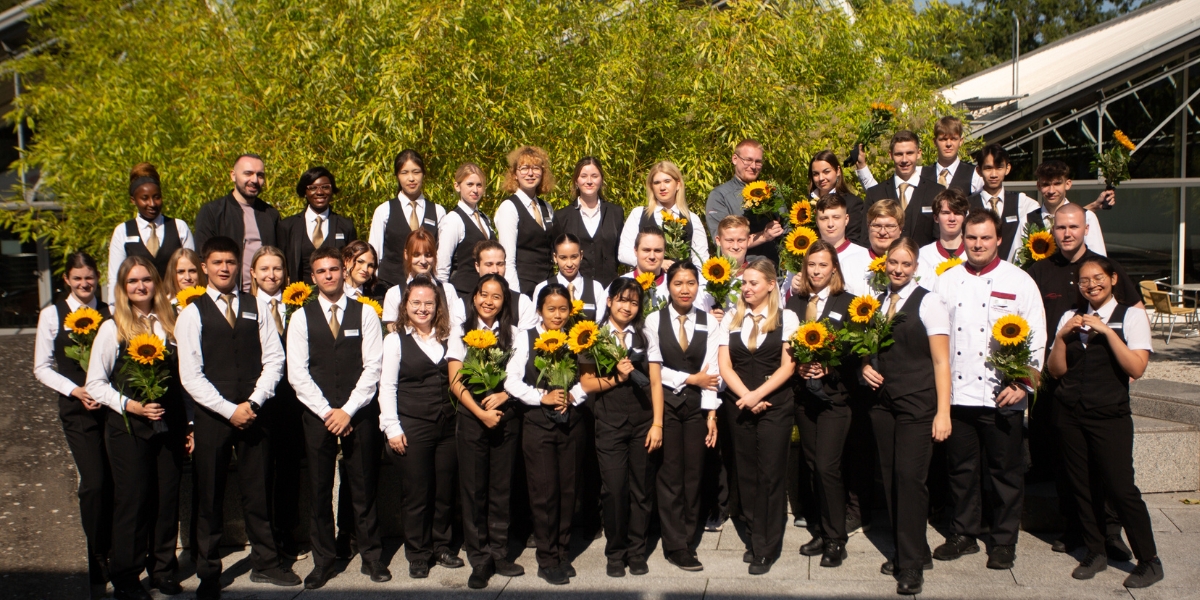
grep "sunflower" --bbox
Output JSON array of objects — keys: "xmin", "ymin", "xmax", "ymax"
[
  {"xmin": 868, "ymin": 254, "xmax": 887, "ymax": 273},
  {"xmin": 175, "ymin": 285, "xmax": 206, "ymax": 310},
  {"xmin": 794, "ymin": 321, "xmax": 830, "ymax": 351},
  {"xmin": 464, "ymin": 329, "xmax": 497, "ymax": 350},
  {"xmin": 283, "ymin": 282, "xmax": 313, "ymax": 306},
  {"xmin": 64, "ymin": 306, "xmax": 103, "ymax": 335},
  {"xmin": 126, "ymin": 333, "xmax": 166, "ymax": 365},
  {"xmin": 1114, "ymin": 130, "xmax": 1135, "ymax": 152},
  {"xmin": 702, "ymin": 256, "xmax": 733, "ymax": 285},
  {"xmin": 534, "ymin": 330, "xmax": 568, "ymax": 353},
  {"xmin": 789, "ymin": 201, "xmax": 813, "ymax": 226},
  {"xmin": 992, "ymin": 315, "xmax": 1030, "ymax": 346},
  {"xmin": 660, "ymin": 210, "xmax": 676, "ymax": 224},
  {"xmin": 567, "ymin": 320, "xmax": 599, "ymax": 353},
  {"xmin": 870, "ymin": 101, "xmax": 895, "ymax": 113},
  {"xmin": 358, "ymin": 296, "xmax": 383, "ymax": 318},
  {"xmin": 571, "ymin": 299, "xmax": 584, "ymax": 316},
  {"xmin": 935, "ymin": 256, "xmax": 964, "ymax": 276},
  {"xmin": 848, "ymin": 295, "xmax": 880, "ymax": 324},
  {"xmin": 742, "ymin": 181, "xmax": 772, "ymax": 208},
  {"xmin": 1026, "ymin": 231, "xmax": 1056, "ymax": 261},
  {"xmin": 635, "ymin": 271, "xmax": 656, "ymax": 291},
  {"xmin": 783, "ymin": 227, "xmax": 818, "ymax": 256}
]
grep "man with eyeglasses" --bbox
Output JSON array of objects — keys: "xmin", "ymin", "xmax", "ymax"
[
  {"xmin": 705, "ymin": 139, "xmax": 785, "ymax": 268},
  {"xmin": 194, "ymin": 153, "xmax": 281, "ymax": 292}
]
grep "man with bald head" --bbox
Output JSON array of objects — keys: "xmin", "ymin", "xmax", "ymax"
[{"xmin": 194, "ymin": 154, "xmax": 281, "ymax": 292}]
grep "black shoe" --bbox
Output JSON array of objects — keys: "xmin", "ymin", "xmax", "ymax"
[
  {"xmin": 1071, "ymin": 551, "xmax": 1107, "ymax": 580},
  {"xmin": 743, "ymin": 550, "xmax": 753, "ymax": 563},
  {"xmin": 150, "ymin": 578, "xmax": 182, "ymax": 596},
  {"xmin": 628, "ymin": 555, "xmax": 649, "ymax": 575},
  {"xmin": 467, "ymin": 565, "xmax": 493, "ymax": 589},
  {"xmin": 896, "ymin": 568, "xmax": 924, "ymax": 595},
  {"xmin": 525, "ymin": 535, "xmax": 537, "ymax": 549},
  {"xmin": 1123, "ymin": 557, "xmax": 1164, "ymax": 588},
  {"xmin": 1106, "ymin": 535, "xmax": 1133, "ymax": 562},
  {"xmin": 606, "ymin": 558, "xmax": 626, "ymax": 577},
  {"xmin": 986, "ymin": 545, "xmax": 1016, "ymax": 569},
  {"xmin": 435, "ymin": 550, "xmax": 465, "ymax": 568},
  {"xmin": 820, "ymin": 540, "xmax": 847, "ymax": 568},
  {"xmin": 249, "ymin": 566, "xmax": 301, "ymax": 586},
  {"xmin": 409, "ymin": 559, "xmax": 429, "ymax": 579},
  {"xmin": 881, "ymin": 556, "xmax": 933, "ymax": 575},
  {"xmin": 1052, "ymin": 533, "xmax": 1081, "ymax": 553},
  {"xmin": 800, "ymin": 536, "xmax": 825, "ymax": 556},
  {"xmin": 933, "ymin": 534, "xmax": 979, "ymax": 561},
  {"xmin": 195, "ymin": 579, "xmax": 221, "ymax": 600},
  {"xmin": 111, "ymin": 584, "xmax": 151, "ymax": 600},
  {"xmin": 538, "ymin": 566, "xmax": 569, "ymax": 585},
  {"xmin": 361, "ymin": 559, "xmax": 392, "ymax": 582},
  {"xmin": 335, "ymin": 538, "xmax": 358, "ymax": 560},
  {"xmin": 495, "ymin": 559, "xmax": 525, "ymax": 577},
  {"xmin": 845, "ymin": 513, "xmax": 863, "ymax": 534},
  {"xmin": 304, "ymin": 564, "xmax": 337, "ymax": 590},
  {"xmin": 562, "ymin": 562, "xmax": 576, "ymax": 578},
  {"xmin": 748, "ymin": 555, "xmax": 774, "ymax": 575},
  {"xmin": 667, "ymin": 549, "xmax": 703, "ymax": 571}
]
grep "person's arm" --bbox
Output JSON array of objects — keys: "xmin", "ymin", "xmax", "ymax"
[
  {"xmin": 503, "ymin": 333, "xmax": 543, "ymax": 406},
  {"xmin": 368, "ymin": 201, "xmax": 390, "ymax": 263},
  {"xmin": 617, "ymin": 207, "xmax": 643, "ymax": 267},
  {"xmin": 929, "ymin": 334, "xmax": 952, "ymax": 442},
  {"xmin": 1084, "ymin": 210, "xmax": 1107, "ymax": 257},
  {"xmin": 855, "ymin": 165, "xmax": 879, "ymax": 190},
  {"xmin": 1047, "ymin": 312, "xmax": 1077, "ymax": 379},
  {"xmin": 492, "ymin": 200, "xmax": 522, "ymax": 291},
  {"xmin": 970, "ymin": 170, "xmax": 985, "ymax": 195},
  {"xmin": 191, "ymin": 202, "xmax": 217, "ymax": 258},
  {"xmin": 177, "ymin": 219, "xmax": 196, "ymax": 250},
  {"xmin": 250, "ymin": 299, "xmax": 285, "ymax": 406},
  {"xmin": 83, "ymin": 321, "xmax": 129, "ymax": 414},
  {"xmin": 518, "ymin": 295, "xmax": 539, "ymax": 331},
  {"xmin": 689, "ymin": 214, "xmax": 710, "ymax": 263},
  {"xmin": 342, "ymin": 307, "xmax": 384, "ymax": 417},
  {"xmin": 177, "ymin": 303, "xmax": 240, "ymax": 419},
  {"xmin": 377, "ymin": 333, "xmax": 405, "ymax": 439},
  {"xmin": 646, "ymin": 362, "xmax": 664, "ymax": 451},
  {"xmin": 436, "ymin": 212, "xmax": 464, "ymax": 282},
  {"xmin": 106, "ymin": 224, "xmax": 125, "ymax": 305},
  {"xmin": 286, "ymin": 311, "xmax": 333, "ymax": 418},
  {"xmin": 1081, "ymin": 311, "xmax": 1150, "ymax": 378},
  {"xmin": 645, "ymin": 313, "xmax": 686, "ymax": 393},
  {"xmin": 593, "ymin": 281, "xmax": 609, "ymax": 323},
  {"xmin": 381, "ymin": 285, "xmax": 401, "ymax": 324},
  {"xmin": 33, "ymin": 305, "xmax": 81, "ymax": 397}
]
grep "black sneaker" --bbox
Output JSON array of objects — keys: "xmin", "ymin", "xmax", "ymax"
[
  {"xmin": 195, "ymin": 578, "xmax": 221, "ymax": 600},
  {"xmin": 1106, "ymin": 535, "xmax": 1133, "ymax": 562},
  {"xmin": 150, "ymin": 578, "xmax": 183, "ymax": 596},
  {"xmin": 667, "ymin": 549, "xmax": 703, "ymax": 571},
  {"xmin": 538, "ymin": 566, "xmax": 569, "ymax": 585},
  {"xmin": 467, "ymin": 564, "xmax": 492, "ymax": 589},
  {"xmin": 933, "ymin": 534, "xmax": 979, "ymax": 561},
  {"xmin": 986, "ymin": 545, "xmax": 1016, "ymax": 570},
  {"xmin": 748, "ymin": 555, "xmax": 774, "ymax": 575},
  {"xmin": 562, "ymin": 562, "xmax": 576, "ymax": 578},
  {"xmin": 880, "ymin": 557, "xmax": 933, "ymax": 575},
  {"xmin": 1052, "ymin": 533, "xmax": 1081, "ymax": 553},
  {"xmin": 435, "ymin": 550, "xmax": 465, "ymax": 568},
  {"xmin": 743, "ymin": 549, "xmax": 754, "ymax": 563},
  {"xmin": 409, "ymin": 559, "xmax": 429, "ymax": 579},
  {"xmin": 1071, "ymin": 551, "xmax": 1107, "ymax": 580},
  {"xmin": 628, "ymin": 555, "xmax": 649, "ymax": 575},
  {"xmin": 111, "ymin": 584, "xmax": 151, "ymax": 600},
  {"xmin": 845, "ymin": 513, "xmax": 863, "ymax": 534},
  {"xmin": 304, "ymin": 564, "xmax": 336, "ymax": 590},
  {"xmin": 1123, "ymin": 557, "xmax": 1164, "ymax": 588},
  {"xmin": 495, "ymin": 559, "xmax": 525, "ymax": 577},
  {"xmin": 606, "ymin": 558, "xmax": 626, "ymax": 577},
  {"xmin": 896, "ymin": 568, "xmax": 924, "ymax": 595},
  {"xmin": 361, "ymin": 559, "xmax": 392, "ymax": 582},
  {"xmin": 249, "ymin": 566, "xmax": 301, "ymax": 586},
  {"xmin": 799, "ymin": 536, "xmax": 825, "ymax": 556}
]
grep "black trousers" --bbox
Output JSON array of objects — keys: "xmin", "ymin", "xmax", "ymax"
[
  {"xmin": 796, "ymin": 399, "xmax": 852, "ymax": 542},
  {"xmin": 58, "ymin": 395, "xmax": 113, "ymax": 584},
  {"xmin": 394, "ymin": 413, "xmax": 458, "ymax": 562},
  {"xmin": 269, "ymin": 381, "xmax": 305, "ymax": 555},
  {"xmin": 843, "ymin": 395, "xmax": 876, "ymax": 524},
  {"xmin": 105, "ymin": 423, "xmax": 185, "ymax": 586},
  {"xmin": 302, "ymin": 410, "xmax": 383, "ymax": 568},
  {"xmin": 871, "ymin": 399, "xmax": 934, "ymax": 570},
  {"xmin": 658, "ymin": 400, "xmax": 708, "ymax": 553},
  {"xmin": 701, "ymin": 408, "xmax": 736, "ymax": 523},
  {"xmin": 192, "ymin": 406, "xmax": 280, "ymax": 581},
  {"xmin": 523, "ymin": 417, "xmax": 583, "ymax": 569},
  {"xmin": 1045, "ymin": 387, "xmax": 1121, "ymax": 540},
  {"xmin": 724, "ymin": 394, "xmax": 794, "ymax": 559},
  {"xmin": 946, "ymin": 406, "xmax": 1025, "ymax": 545},
  {"xmin": 457, "ymin": 411, "xmax": 521, "ymax": 569},
  {"xmin": 1057, "ymin": 406, "xmax": 1157, "ymax": 560},
  {"xmin": 596, "ymin": 415, "xmax": 660, "ymax": 561}
]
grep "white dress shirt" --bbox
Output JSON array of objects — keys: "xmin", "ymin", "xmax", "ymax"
[
  {"xmin": 493, "ymin": 189, "xmax": 552, "ymax": 292},
  {"xmin": 378, "ymin": 325, "xmax": 458, "ymax": 440},
  {"xmin": 85, "ymin": 314, "xmax": 173, "ymax": 413},
  {"xmin": 881, "ymin": 280, "xmax": 952, "ymax": 336},
  {"xmin": 715, "ymin": 306, "xmax": 801, "ymax": 349},
  {"xmin": 1032, "ymin": 201, "xmax": 1107, "ymax": 257},
  {"xmin": 977, "ymin": 188, "xmax": 1041, "ymax": 262},
  {"xmin": 854, "ymin": 165, "xmax": 925, "ymax": 195},
  {"xmin": 917, "ymin": 240, "xmax": 965, "ymax": 288},
  {"xmin": 106, "ymin": 215, "xmax": 195, "ymax": 302},
  {"xmin": 857, "ymin": 163, "xmax": 983, "ymax": 194},
  {"xmin": 645, "ymin": 304, "xmax": 721, "ymax": 409},
  {"xmin": 503, "ymin": 325, "xmax": 587, "ymax": 408},
  {"xmin": 447, "ymin": 320, "xmax": 519, "ymax": 362},
  {"xmin": 367, "ymin": 193, "xmax": 446, "ymax": 264},
  {"xmin": 531, "ymin": 273, "xmax": 609, "ymax": 323},
  {"xmin": 343, "ymin": 284, "xmax": 362, "ymax": 300},
  {"xmin": 935, "ymin": 258, "xmax": 1047, "ymax": 410},
  {"xmin": 576, "ymin": 198, "xmax": 603, "ymax": 237},
  {"xmin": 287, "ymin": 294, "xmax": 384, "ymax": 419},
  {"xmin": 176, "ymin": 287, "xmax": 286, "ymax": 419},
  {"xmin": 617, "ymin": 205, "xmax": 710, "ymax": 267},
  {"xmin": 381, "ymin": 277, "xmax": 465, "ymax": 326},
  {"xmin": 256, "ymin": 289, "xmax": 287, "ymax": 332},
  {"xmin": 34, "ymin": 295, "xmax": 99, "ymax": 397},
  {"xmin": 1055, "ymin": 296, "xmax": 1153, "ymax": 351},
  {"xmin": 436, "ymin": 201, "xmax": 491, "ymax": 282},
  {"xmin": 303, "ymin": 206, "xmax": 334, "ymax": 244},
  {"xmin": 836, "ymin": 241, "xmax": 873, "ymax": 297}
]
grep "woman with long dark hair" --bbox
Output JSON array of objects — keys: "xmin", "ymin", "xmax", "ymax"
[
  {"xmin": 341, "ymin": 240, "xmax": 384, "ymax": 301},
  {"xmin": 550, "ymin": 157, "xmax": 624, "ymax": 287},
  {"xmin": 808, "ymin": 151, "xmax": 866, "ymax": 245}
]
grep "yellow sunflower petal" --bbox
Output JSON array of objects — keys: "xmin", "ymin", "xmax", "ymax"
[
  {"xmin": 357, "ymin": 296, "xmax": 383, "ymax": 318},
  {"xmin": 789, "ymin": 201, "xmax": 813, "ymax": 226},
  {"xmin": 635, "ymin": 271, "xmax": 655, "ymax": 291},
  {"xmin": 571, "ymin": 299, "xmax": 585, "ymax": 316},
  {"xmin": 868, "ymin": 255, "xmax": 887, "ymax": 273},
  {"xmin": 1027, "ymin": 231, "xmax": 1057, "ymax": 261},
  {"xmin": 126, "ymin": 333, "xmax": 166, "ymax": 365},
  {"xmin": 283, "ymin": 282, "xmax": 313, "ymax": 306},
  {"xmin": 935, "ymin": 257, "xmax": 964, "ymax": 276},
  {"xmin": 794, "ymin": 321, "xmax": 830, "ymax": 351},
  {"xmin": 702, "ymin": 256, "xmax": 733, "ymax": 285},
  {"xmin": 847, "ymin": 295, "xmax": 880, "ymax": 324},
  {"xmin": 64, "ymin": 306, "xmax": 104, "ymax": 335},
  {"xmin": 534, "ymin": 330, "xmax": 568, "ymax": 353},
  {"xmin": 464, "ymin": 329, "xmax": 498, "ymax": 350},
  {"xmin": 567, "ymin": 320, "xmax": 599, "ymax": 353},
  {"xmin": 1113, "ymin": 130, "xmax": 1135, "ymax": 152},
  {"xmin": 175, "ymin": 285, "xmax": 206, "ymax": 310},
  {"xmin": 992, "ymin": 315, "xmax": 1030, "ymax": 346},
  {"xmin": 783, "ymin": 227, "xmax": 818, "ymax": 256}
]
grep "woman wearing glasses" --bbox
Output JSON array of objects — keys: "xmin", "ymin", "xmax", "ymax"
[
  {"xmin": 493, "ymin": 146, "xmax": 556, "ymax": 297},
  {"xmin": 278, "ymin": 167, "xmax": 358, "ymax": 284}
]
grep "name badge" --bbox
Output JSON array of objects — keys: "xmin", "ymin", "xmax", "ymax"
[
  {"xmin": 990, "ymin": 291, "xmax": 1016, "ymax": 300},
  {"xmin": 545, "ymin": 215, "xmax": 554, "ymax": 223},
  {"xmin": 241, "ymin": 312, "xmax": 257, "ymax": 320},
  {"xmin": 1005, "ymin": 215, "xmax": 1019, "ymax": 223},
  {"xmin": 583, "ymin": 303, "xmax": 595, "ymax": 310},
  {"xmin": 829, "ymin": 311, "xmax": 843, "ymax": 321},
  {"xmin": 921, "ymin": 206, "xmax": 933, "ymax": 213},
  {"xmin": 343, "ymin": 329, "xmax": 360, "ymax": 337},
  {"xmin": 1109, "ymin": 322, "xmax": 1123, "ymax": 330},
  {"xmin": 695, "ymin": 324, "xmax": 708, "ymax": 332},
  {"xmin": 423, "ymin": 218, "xmax": 437, "ymax": 227},
  {"xmin": 126, "ymin": 235, "xmax": 140, "ymax": 243},
  {"xmin": 335, "ymin": 233, "xmax": 345, "ymax": 240}
]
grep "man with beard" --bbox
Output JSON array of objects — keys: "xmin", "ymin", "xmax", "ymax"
[{"xmin": 194, "ymin": 154, "xmax": 281, "ymax": 292}]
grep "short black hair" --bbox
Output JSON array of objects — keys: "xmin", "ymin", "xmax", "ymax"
[
  {"xmin": 553, "ymin": 232, "xmax": 581, "ymax": 252},
  {"xmin": 295, "ymin": 166, "xmax": 339, "ymax": 198},
  {"xmin": 393, "ymin": 149, "xmax": 425, "ymax": 177},
  {"xmin": 975, "ymin": 143, "xmax": 1010, "ymax": 168},
  {"xmin": 63, "ymin": 251, "xmax": 99, "ymax": 276},
  {"xmin": 201, "ymin": 236, "xmax": 240, "ymax": 260}
]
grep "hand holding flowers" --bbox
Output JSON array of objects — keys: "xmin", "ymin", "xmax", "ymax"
[
  {"xmin": 62, "ymin": 306, "xmax": 104, "ymax": 372},
  {"xmin": 118, "ymin": 333, "xmax": 172, "ymax": 434}
]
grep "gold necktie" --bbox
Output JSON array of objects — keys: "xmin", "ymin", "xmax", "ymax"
[
  {"xmin": 409, "ymin": 200, "xmax": 421, "ymax": 231},
  {"xmin": 677, "ymin": 314, "xmax": 689, "ymax": 352},
  {"xmin": 530, "ymin": 200, "xmax": 545, "ymax": 228},
  {"xmin": 897, "ymin": 182, "xmax": 910, "ymax": 210},
  {"xmin": 145, "ymin": 222, "xmax": 160, "ymax": 257},
  {"xmin": 616, "ymin": 329, "xmax": 626, "ymax": 350},
  {"xmin": 220, "ymin": 293, "xmax": 237, "ymax": 328},
  {"xmin": 139, "ymin": 314, "xmax": 157, "ymax": 334},
  {"xmin": 1045, "ymin": 213, "xmax": 1055, "ymax": 230},
  {"xmin": 805, "ymin": 295, "xmax": 819, "ymax": 322},
  {"xmin": 270, "ymin": 299, "xmax": 284, "ymax": 334},
  {"xmin": 312, "ymin": 216, "xmax": 324, "ymax": 248},
  {"xmin": 938, "ymin": 169, "xmax": 949, "ymax": 187},
  {"xmin": 886, "ymin": 292, "xmax": 901, "ymax": 320},
  {"xmin": 747, "ymin": 314, "xmax": 764, "ymax": 352},
  {"xmin": 989, "ymin": 197, "xmax": 999, "ymax": 214},
  {"xmin": 329, "ymin": 304, "xmax": 341, "ymax": 338},
  {"xmin": 568, "ymin": 282, "xmax": 576, "ymax": 302},
  {"xmin": 474, "ymin": 211, "xmax": 489, "ymax": 239}
]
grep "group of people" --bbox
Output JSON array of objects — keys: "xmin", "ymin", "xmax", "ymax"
[{"xmin": 33, "ymin": 115, "xmax": 1165, "ymax": 600}]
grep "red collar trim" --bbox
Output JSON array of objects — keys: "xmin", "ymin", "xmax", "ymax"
[
  {"xmin": 835, "ymin": 239, "xmax": 852, "ymax": 253},
  {"xmin": 936, "ymin": 241, "xmax": 964, "ymax": 258},
  {"xmin": 964, "ymin": 256, "xmax": 1002, "ymax": 276},
  {"xmin": 869, "ymin": 249, "xmax": 883, "ymax": 259}
]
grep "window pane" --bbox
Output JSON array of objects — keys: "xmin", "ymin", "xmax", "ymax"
[
  {"xmin": 1072, "ymin": 186, "xmax": 1177, "ymax": 283},
  {"xmin": 1186, "ymin": 187, "xmax": 1200, "ymax": 283}
]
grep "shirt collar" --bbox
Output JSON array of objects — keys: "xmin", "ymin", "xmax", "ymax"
[
  {"xmin": 515, "ymin": 189, "xmax": 535, "ymax": 205},
  {"xmin": 1088, "ymin": 296, "xmax": 1118, "ymax": 320},
  {"xmin": 981, "ymin": 187, "xmax": 1005, "ymax": 202},
  {"xmin": 577, "ymin": 197, "xmax": 602, "ymax": 215},
  {"xmin": 318, "ymin": 293, "xmax": 347, "ymax": 313},
  {"xmin": 476, "ymin": 318, "xmax": 499, "ymax": 332},
  {"xmin": 834, "ymin": 238, "xmax": 852, "ymax": 253},
  {"xmin": 256, "ymin": 289, "xmax": 282, "ymax": 304},
  {"xmin": 667, "ymin": 303, "xmax": 696, "ymax": 322},
  {"xmin": 869, "ymin": 248, "xmax": 884, "ymax": 259},
  {"xmin": 206, "ymin": 286, "xmax": 236, "ymax": 301},
  {"xmin": 136, "ymin": 214, "xmax": 166, "ymax": 228},
  {"xmin": 937, "ymin": 158, "xmax": 961, "ymax": 177},
  {"xmin": 964, "ymin": 255, "xmax": 1002, "ymax": 276},
  {"xmin": 306, "ymin": 206, "xmax": 331, "ymax": 220},
  {"xmin": 936, "ymin": 240, "xmax": 964, "ymax": 258},
  {"xmin": 888, "ymin": 279, "xmax": 919, "ymax": 300},
  {"xmin": 456, "ymin": 200, "xmax": 478, "ymax": 215},
  {"xmin": 895, "ymin": 170, "xmax": 921, "ymax": 187},
  {"xmin": 397, "ymin": 192, "xmax": 426, "ymax": 206},
  {"xmin": 343, "ymin": 283, "xmax": 361, "ymax": 299},
  {"xmin": 66, "ymin": 294, "xmax": 97, "ymax": 311}
]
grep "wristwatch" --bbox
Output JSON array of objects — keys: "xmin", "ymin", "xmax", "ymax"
[{"xmin": 249, "ymin": 401, "xmax": 262, "ymax": 414}]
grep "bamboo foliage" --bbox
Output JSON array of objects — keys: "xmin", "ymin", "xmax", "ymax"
[{"xmin": 3, "ymin": 0, "xmax": 961, "ymax": 271}]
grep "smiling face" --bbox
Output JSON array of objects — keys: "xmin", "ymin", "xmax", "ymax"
[
  {"xmin": 455, "ymin": 172, "xmax": 484, "ymax": 208},
  {"xmin": 311, "ymin": 257, "xmax": 344, "ymax": 298},
  {"xmin": 804, "ymin": 249, "xmax": 835, "ymax": 293},
  {"xmin": 740, "ymin": 268, "xmax": 773, "ymax": 309},
  {"xmin": 869, "ymin": 216, "xmax": 900, "ymax": 255},
  {"xmin": 716, "ymin": 226, "xmax": 750, "ymax": 265},
  {"xmin": 473, "ymin": 280, "xmax": 505, "ymax": 324},
  {"xmin": 65, "ymin": 266, "xmax": 98, "ymax": 305},
  {"xmin": 131, "ymin": 183, "xmax": 163, "ymax": 221},
  {"xmin": 516, "ymin": 160, "xmax": 543, "ymax": 195},
  {"xmin": 305, "ymin": 175, "xmax": 333, "ymax": 212},
  {"xmin": 1037, "ymin": 176, "xmax": 1072, "ymax": 210},
  {"xmin": 576, "ymin": 164, "xmax": 602, "ymax": 200},
  {"xmin": 345, "ymin": 251, "xmax": 376, "ymax": 288},
  {"xmin": 231, "ymin": 156, "xmax": 265, "ymax": 200},
  {"xmin": 253, "ymin": 254, "xmax": 285, "ymax": 297},
  {"xmin": 405, "ymin": 247, "xmax": 434, "ymax": 276},
  {"xmin": 607, "ymin": 288, "xmax": 640, "ymax": 329},
  {"xmin": 964, "ymin": 220, "xmax": 1000, "ymax": 268},
  {"xmin": 1077, "ymin": 262, "xmax": 1115, "ymax": 309},
  {"xmin": 405, "ymin": 286, "xmax": 437, "ymax": 330},
  {"xmin": 733, "ymin": 146, "xmax": 763, "ymax": 183},
  {"xmin": 810, "ymin": 160, "xmax": 840, "ymax": 195},
  {"xmin": 651, "ymin": 172, "xmax": 680, "ymax": 208},
  {"xmin": 668, "ymin": 268, "xmax": 698, "ymax": 311},
  {"xmin": 553, "ymin": 241, "xmax": 583, "ymax": 280},
  {"xmin": 124, "ymin": 264, "xmax": 156, "ymax": 310},
  {"xmin": 397, "ymin": 160, "xmax": 425, "ymax": 200},
  {"xmin": 539, "ymin": 293, "xmax": 570, "ymax": 331},
  {"xmin": 636, "ymin": 233, "xmax": 665, "ymax": 275},
  {"xmin": 475, "ymin": 248, "xmax": 506, "ymax": 277},
  {"xmin": 890, "ymin": 141, "xmax": 922, "ymax": 180},
  {"xmin": 885, "ymin": 247, "xmax": 917, "ymax": 290}
]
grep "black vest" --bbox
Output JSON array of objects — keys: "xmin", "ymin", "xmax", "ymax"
[
  {"xmin": 727, "ymin": 313, "xmax": 792, "ymax": 410},
  {"xmin": 504, "ymin": 194, "xmax": 554, "ymax": 296},
  {"xmin": 447, "ymin": 206, "xmax": 495, "ymax": 296},
  {"xmin": 1026, "ymin": 207, "xmax": 1047, "ymax": 230},
  {"xmin": 640, "ymin": 207, "xmax": 696, "ymax": 261},
  {"xmin": 969, "ymin": 191, "xmax": 1021, "ymax": 260},
  {"xmin": 876, "ymin": 287, "xmax": 936, "ymax": 406},
  {"xmin": 52, "ymin": 300, "xmax": 112, "ymax": 389},
  {"xmin": 656, "ymin": 307, "xmax": 708, "ymax": 410},
  {"xmin": 925, "ymin": 161, "xmax": 976, "ymax": 195},
  {"xmin": 303, "ymin": 300, "xmax": 367, "ymax": 410},
  {"xmin": 522, "ymin": 329, "xmax": 583, "ymax": 430},
  {"xmin": 194, "ymin": 292, "xmax": 263, "ymax": 406},
  {"xmin": 591, "ymin": 325, "xmax": 651, "ymax": 427},
  {"xmin": 108, "ymin": 338, "xmax": 186, "ymax": 439},
  {"xmin": 124, "ymin": 218, "xmax": 182, "ymax": 279},
  {"xmin": 553, "ymin": 201, "xmax": 622, "ymax": 287},
  {"xmin": 289, "ymin": 212, "xmax": 352, "ymax": 284},
  {"xmin": 394, "ymin": 330, "xmax": 452, "ymax": 422},
  {"xmin": 378, "ymin": 197, "xmax": 439, "ymax": 285},
  {"xmin": 551, "ymin": 276, "xmax": 598, "ymax": 322},
  {"xmin": 786, "ymin": 292, "xmax": 855, "ymax": 405},
  {"xmin": 1056, "ymin": 304, "xmax": 1132, "ymax": 414}
]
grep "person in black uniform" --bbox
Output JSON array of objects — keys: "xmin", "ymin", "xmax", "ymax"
[
  {"xmin": 551, "ymin": 157, "xmax": 625, "ymax": 287},
  {"xmin": 786, "ymin": 241, "xmax": 857, "ymax": 568},
  {"xmin": 863, "ymin": 131, "xmax": 945, "ymax": 247},
  {"xmin": 378, "ymin": 276, "xmax": 463, "ymax": 578},
  {"xmin": 277, "ymin": 166, "xmax": 357, "ymax": 285},
  {"xmin": 341, "ymin": 240, "xmax": 385, "ymax": 302},
  {"xmin": 717, "ymin": 259, "xmax": 800, "ymax": 574},
  {"xmin": 494, "ymin": 145, "xmax": 556, "ymax": 296},
  {"xmin": 647, "ymin": 261, "xmax": 721, "ymax": 571},
  {"xmin": 1046, "ymin": 256, "xmax": 1164, "ymax": 589},
  {"xmin": 860, "ymin": 237, "xmax": 953, "ymax": 595},
  {"xmin": 808, "ymin": 151, "xmax": 866, "ymax": 246},
  {"xmin": 531, "ymin": 234, "xmax": 609, "ymax": 324},
  {"xmin": 105, "ymin": 163, "xmax": 195, "ymax": 304},
  {"xmin": 438, "ymin": 163, "xmax": 496, "ymax": 298},
  {"xmin": 369, "ymin": 149, "xmax": 445, "ymax": 289},
  {"xmin": 580, "ymin": 277, "xmax": 662, "ymax": 577},
  {"xmin": 967, "ymin": 144, "xmax": 1039, "ymax": 262},
  {"xmin": 504, "ymin": 284, "xmax": 586, "ymax": 585},
  {"xmin": 447, "ymin": 273, "xmax": 528, "ymax": 589},
  {"xmin": 176, "ymin": 236, "xmax": 296, "ymax": 600},
  {"xmin": 85, "ymin": 256, "xmax": 188, "ymax": 600},
  {"xmin": 33, "ymin": 252, "xmax": 113, "ymax": 597}
]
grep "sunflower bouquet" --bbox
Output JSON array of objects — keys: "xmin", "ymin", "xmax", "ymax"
[
  {"xmin": 660, "ymin": 210, "xmax": 692, "ymax": 262},
  {"xmin": 839, "ymin": 295, "xmax": 899, "ymax": 359},
  {"xmin": 569, "ymin": 320, "xmax": 650, "ymax": 387},
  {"xmin": 988, "ymin": 314, "xmax": 1039, "ymax": 390},
  {"xmin": 118, "ymin": 333, "xmax": 172, "ymax": 434},
  {"xmin": 456, "ymin": 329, "xmax": 510, "ymax": 397},
  {"xmin": 935, "ymin": 256, "xmax": 964, "ymax": 276},
  {"xmin": 843, "ymin": 102, "xmax": 896, "ymax": 168},
  {"xmin": 1091, "ymin": 129, "xmax": 1134, "ymax": 190},
  {"xmin": 867, "ymin": 255, "xmax": 889, "ymax": 292},
  {"xmin": 742, "ymin": 180, "xmax": 793, "ymax": 218},
  {"xmin": 702, "ymin": 256, "xmax": 740, "ymax": 311},
  {"xmin": 62, "ymin": 306, "xmax": 105, "ymax": 371},
  {"xmin": 1015, "ymin": 223, "xmax": 1056, "ymax": 268},
  {"xmin": 779, "ymin": 226, "xmax": 818, "ymax": 275},
  {"xmin": 533, "ymin": 329, "xmax": 577, "ymax": 423},
  {"xmin": 358, "ymin": 296, "xmax": 383, "ymax": 319},
  {"xmin": 635, "ymin": 271, "xmax": 668, "ymax": 317},
  {"xmin": 175, "ymin": 285, "xmax": 206, "ymax": 310}
]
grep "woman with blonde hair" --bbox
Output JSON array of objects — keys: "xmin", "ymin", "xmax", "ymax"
[
  {"xmin": 438, "ymin": 162, "xmax": 496, "ymax": 297},
  {"xmin": 717, "ymin": 258, "xmax": 798, "ymax": 575},
  {"xmin": 163, "ymin": 248, "xmax": 206, "ymax": 303},
  {"xmin": 86, "ymin": 255, "xmax": 188, "ymax": 598},
  {"xmin": 493, "ymin": 146, "xmax": 556, "ymax": 296},
  {"xmin": 618, "ymin": 161, "xmax": 709, "ymax": 268}
]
